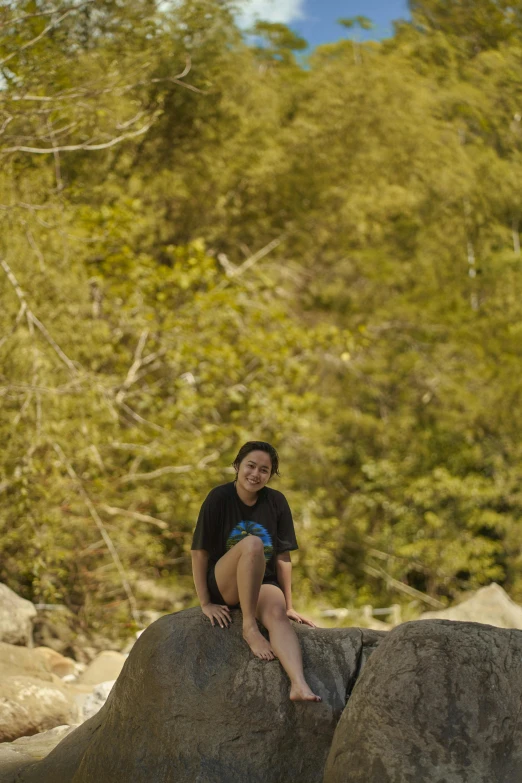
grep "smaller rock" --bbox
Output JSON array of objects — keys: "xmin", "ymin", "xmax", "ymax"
[
  {"xmin": 0, "ymin": 585, "xmax": 36, "ymax": 647},
  {"xmin": 0, "ymin": 676, "xmax": 79, "ymax": 742},
  {"xmin": 8, "ymin": 724, "xmax": 78, "ymax": 760},
  {"xmin": 82, "ymin": 681, "xmax": 115, "ymax": 722},
  {"xmin": 77, "ymin": 651, "xmax": 126, "ymax": 686},
  {"xmin": 0, "ymin": 642, "xmax": 54, "ymax": 682},
  {"xmin": 32, "ymin": 647, "xmax": 77, "ymax": 679},
  {"xmin": 0, "ymin": 724, "xmax": 78, "ymax": 783},
  {"xmin": 420, "ymin": 582, "xmax": 522, "ymax": 629}
]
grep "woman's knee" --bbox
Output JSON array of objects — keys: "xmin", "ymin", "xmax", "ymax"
[
  {"xmin": 239, "ymin": 534, "xmax": 265, "ymax": 557},
  {"xmin": 262, "ymin": 600, "xmax": 288, "ymax": 627}
]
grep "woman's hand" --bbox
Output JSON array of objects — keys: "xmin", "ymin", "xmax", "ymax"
[
  {"xmin": 202, "ymin": 602, "xmax": 232, "ymax": 628},
  {"xmin": 286, "ymin": 608, "xmax": 316, "ymax": 627}
]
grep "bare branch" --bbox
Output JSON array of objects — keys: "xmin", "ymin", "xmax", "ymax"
[
  {"xmin": 1, "ymin": 119, "xmax": 155, "ymax": 155},
  {"xmin": 26, "ymin": 229, "xmax": 46, "ymax": 271},
  {"xmin": 1, "ymin": 257, "xmax": 77, "ymax": 372},
  {"xmin": 149, "ymin": 76, "xmax": 206, "ymax": 95},
  {"xmin": 118, "ymin": 401, "xmax": 168, "ymax": 433},
  {"xmin": 0, "ymin": 5, "xmax": 81, "ymax": 28},
  {"xmin": 115, "ymin": 329, "xmax": 149, "ymax": 404},
  {"xmin": 118, "ymin": 464, "xmax": 192, "ymax": 483},
  {"xmin": 7, "ymin": 58, "xmax": 202, "ymax": 106},
  {"xmin": 115, "ymin": 110, "xmax": 146, "ymax": 131},
  {"xmin": 0, "ymin": 1, "xmax": 97, "ymax": 67},
  {"xmin": 100, "ymin": 504, "xmax": 169, "ymax": 530},
  {"xmin": 197, "ymin": 450, "xmax": 220, "ymax": 468},
  {"xmin": 28, "ymin": 312, "xmax": 77, "ymax": 372},
  {"xmin": 363, "ymin": 564, "xmax": 445, "ymax": 608},
  {"xmin": 173, "ymin": 56, "xmax": 193, "ymax": 81},
  {"xmin": 0, "ymin": 302, "xmax": 26, "ymax": 349},
  {"xmin": 52, "ymin": 442, "xmax": 143, "ymax": 628},
  {"xmin": 0, "ymin": 114, "xmax": 13, "ymax": 135},
  {"xmin": 229, "ymin": 236, "xmax": 285, "ymax": 277},
  {"xmin": 217, "ymin": 252, "xmax": 237, "ymax": 276},
  {"xmin": 216, "ymin": 236, "xmax": 286, "ymax": 290}
]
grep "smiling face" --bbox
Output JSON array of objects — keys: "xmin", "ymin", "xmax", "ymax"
[{"xmin": 235, "ymin": 450, "xmax": 273, "ymax": 495}]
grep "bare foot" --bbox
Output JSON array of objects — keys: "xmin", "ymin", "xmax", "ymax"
[
  {"xmin": 289, "ymin": 682, "xmax": 322, "ymax": 702},
  {"xmin": 243, "ymin": 624, "xmax": 275, "ymax": 660}
]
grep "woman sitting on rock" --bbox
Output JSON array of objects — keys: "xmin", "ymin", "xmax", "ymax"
[{"xmin": 191, "ymin": 441, "xmax": 321, "ymax": 702}]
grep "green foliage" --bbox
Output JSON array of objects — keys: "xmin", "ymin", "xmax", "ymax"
[{"xmin": 338, "ymin": 16, "xmax": 374, "ymax": 32}]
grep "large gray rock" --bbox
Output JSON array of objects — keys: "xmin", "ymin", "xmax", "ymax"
[
  {"xmin": 6, "ymin": 608, "xmax": 384, "ymax": 783},
  {"xmin": 0, "ymin": 584, "xmax": 35, "ymax": 646},
  {"xmin": 323, "ymin": 619, "xmax": 522, "ymax": 783}
]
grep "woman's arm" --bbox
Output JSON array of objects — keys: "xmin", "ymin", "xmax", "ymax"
[
  {"xmin": 191, "ymin": 549, "xmax": 211, "ymax": 606},
  {"xmin": 276, "ymin": 551, "xmax": 316, "ymax": 627},
  {"xmin": 191, "ymin": 549, "xmax": 231, "ymax": 628}
]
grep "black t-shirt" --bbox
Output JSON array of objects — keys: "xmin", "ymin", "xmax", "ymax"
[{"xmin": 191, "ymin": 481, "xmax": 298, "ymax": 584}]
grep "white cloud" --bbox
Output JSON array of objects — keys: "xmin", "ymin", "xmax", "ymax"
[{"xmin": 236, "ymin": 0, "xmax": 306, "ymax": 27}]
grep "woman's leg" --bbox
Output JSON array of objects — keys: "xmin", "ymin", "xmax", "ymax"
[
  {"xmin": 214, "ymin": 535, "xmax": 274, "ymax": 660},
  {"xmin": 256, "ymin": 584, "xmax": 321, "ymax": 702}
]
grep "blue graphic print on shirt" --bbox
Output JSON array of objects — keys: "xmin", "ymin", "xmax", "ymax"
[{"xmin": 226, "ymin": 520, "xmax": 273, "ymax": 562}]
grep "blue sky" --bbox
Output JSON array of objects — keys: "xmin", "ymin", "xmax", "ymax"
[{"xmin": 237, "ymin": 1, "xmax": 411, "ymax": 48}]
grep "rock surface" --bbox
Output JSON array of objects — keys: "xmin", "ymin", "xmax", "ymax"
[
  {"xmin": 77, "ymin": 651, "xmax": 126, "ymax": 686},
  {"xmin": 6, "ymin": 607, "xmax": 384, "ymax": 783},
  {"xmin": 32, "ymin": 647, "xmax": 78, "ymax": 679},
  {"xmin": 0, "ymin": 641, "xmax": 81, "ymax": 743},
  {"xmin": 0, "ymin": 725, "xmax": 78, "ymax": 782},
  {"xmin": 0, "ymin": 675, "xmax": 80, "ymax": 743},
  {"xmin": 0, "ymin": 642, "xmax": 56, "ymax": 682},
  {"xmin": 420, "ymin": 582, "xmax": 522, "ymax": 629},
  {"xmin": 0, "ymin": 584, "xmax": 36, "ymax": 647},
  {"xmin": 0, "ymin": 725, "xmax": 78, "ymax": 762},
  {"xmin": 324, "ymin": 619, "xmax": 522, "ymax": 783},
  {"xmin": 81, "ymin": 681, "xmax": 115, "ymax": 722}
]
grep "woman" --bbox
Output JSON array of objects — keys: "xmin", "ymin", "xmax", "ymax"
[{"xmin": 191, "ymin": 441, "xmax": 321, "ymax": 702}]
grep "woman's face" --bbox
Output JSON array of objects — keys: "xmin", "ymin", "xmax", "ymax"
[{"xmin": 236, "ymin": 450, "xmax": 272, "ymax": 493}]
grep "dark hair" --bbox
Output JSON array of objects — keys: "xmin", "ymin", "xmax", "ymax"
[{"xmin": 233, "ymin": 441, "xmax": 280, "ymax": 477}]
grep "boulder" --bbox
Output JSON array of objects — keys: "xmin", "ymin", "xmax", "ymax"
[
  {"xmin": 81, "ymin": 681, "xmax": 115, "ymax": 722},
  {"xmin": 9, "ymin": 607, "xmax": 385, "ymax": 783},
  {"xmin": 0, "ymin": 725, "xmax": 78, "ymax": 782},
  {"xmin": 1, "ymin": 724, "xmax": 78, "ymax": 762},
  {"xmin": 0, "ymin": 642, "xmax": 56, "ymax": 682},
  {"xmin": 420, "ymin": 582, "xmax": 522, "ymax": 629},
  {"xmin": 0, "ymin": 642, "xmax": 82, "ymax": 743},
  {"xmin": 0, "ymin": 676, "xmax": 80, "ymax": 742},
  {"xmin": 77, "ymin": 651, "xmax": 126, "ymax": 687},
  {"xmin": 0, "ymin": 584, "xmax": 35, "ymax": 647},
  {"xmin": 323, "ymin": 619, "xmax": 522, "ymax": 783},
  {"xmin": 32, "ymin": 648, "xmax": 77, "ymax": 679}
]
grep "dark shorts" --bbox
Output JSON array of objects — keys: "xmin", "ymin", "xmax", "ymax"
[{"xmin": 207, "ymin": 564, "xmax": 283, "ymax": 608}]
